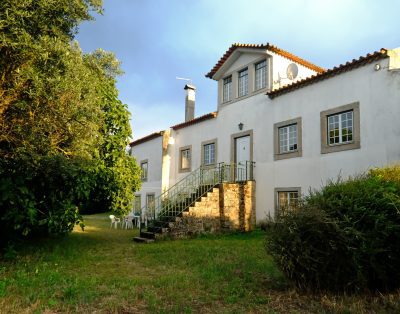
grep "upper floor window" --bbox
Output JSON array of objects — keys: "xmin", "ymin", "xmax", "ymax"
[
  {"xmin": 279, "ymin": 124, "xmax": 297, "ymax": 153},
  {"xmin": 202, "ymin": 140, "xmax": 216, "ymax": 166},
  {"xmin": 238, "ymin": 68, "xmax": 248, "ymax": 97},
  {"xmin": 274, "ymin": 117, "xmax": 302, "ymax": 161},
  {"xmin": 140, "ymin": 160, "xmax": 148, "ymax": 181},
  {"xmin": 328, "ymin": 111, "xmax": 353, "ymax": 145},
  {"xmin": 320, "ymin": 102, "xmax": 360, "ymax": 154},
  {"xmin": 223, "ymin": 76, "xmax": 232, "ymax": 102},
  {"xmin": 179, "ymin": 146, "xmax": 192, "ymax": 172},
  {"xmin": 255, "ymin": 60, "xmax": 267, "ymax": 90}
]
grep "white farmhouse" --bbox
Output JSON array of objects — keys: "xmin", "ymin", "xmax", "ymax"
[{"xmin": 129, "ymin": 43, "xmax": 400, "ymax": 240}]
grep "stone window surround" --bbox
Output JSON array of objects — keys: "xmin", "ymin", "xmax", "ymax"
[
  {"xmin": 140, "ymin": 159, "xmax": 148, "ymax": 182},
  {"xmin": 230, "ymin": 129, "xmax": 254, "ymax": 164},
  {"xmin": 178, "ymin": 145, "xmax": 192, "ymax": 173},
  {"xmin": 201, "ymin": 138, "xmax": 218, "ymax": 166},
  {"xmin": 320, "ymin": 102, "xmax": 360, "ymax": 154},
  {"xmin": 273, "ymin": 117, "xmax": 302, "ymax": 161},
  {"xmin": 219, "ymin": 55, "xmax": 271, "ymax": 107},
  {"xmin": 274, "ymin": 187, "xmax": 301, "ymax": 215}
]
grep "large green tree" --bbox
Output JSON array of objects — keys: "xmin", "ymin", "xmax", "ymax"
[{"xmin": 0, "ymin": 0, "xmax": 140, "ymax": 242}]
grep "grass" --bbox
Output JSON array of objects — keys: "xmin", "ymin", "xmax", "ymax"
[{"xmin": 0, "ymin": 213, "xmax": 399, "ymax": 313}]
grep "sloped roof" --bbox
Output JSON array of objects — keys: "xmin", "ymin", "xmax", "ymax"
[
  {"xmin": 205, "ymin": 43, "xmax": 325, "ymax": 79},
  {"xmin": 129, "ymin": 131, "xmax": 164, "ymax": 147},
  {"xmin": 171, "ymin": 112, "xmax": 218, "ymax": 130},
  {"xmin": 267, "ymin": 48, "xmax": 389, "ymax": 99}
]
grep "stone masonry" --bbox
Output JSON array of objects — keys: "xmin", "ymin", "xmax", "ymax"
[{"xmin": 166, "ymin": 181, "xmax": 256, "ymax": 238}]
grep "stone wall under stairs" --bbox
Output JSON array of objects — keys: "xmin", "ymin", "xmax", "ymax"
[{"xmin": 163, "ymin": 181, "xmax": 256, "ymax": 239}]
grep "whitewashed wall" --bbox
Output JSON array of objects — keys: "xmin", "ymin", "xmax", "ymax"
[
  {"xmin": 130, "ymin": 136, "xmax": 163, "ymax": 208},
  {"xmin": 130, "ymin": 49, "xmax": 400, "ymax": 222},
  {"xmin": 169, "ymin": 118, "xmax": 218, "ymax": 186}
]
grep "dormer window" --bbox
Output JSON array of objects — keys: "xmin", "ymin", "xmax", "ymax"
[
  {"xmin": 255, "ymin": 60, "xmax": 267, "ymax": 90},
  {"xmin": 238, "ymin": 68, "xmax": 248, "ymax": 97},
  {"xmin": 223, "ymin": 76, "xmax": 232, "ymax": 102}
]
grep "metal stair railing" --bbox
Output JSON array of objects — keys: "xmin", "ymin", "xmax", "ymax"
[{"xmin": 139, "ymin": 161, "xmax": 255, "ymax": 232}]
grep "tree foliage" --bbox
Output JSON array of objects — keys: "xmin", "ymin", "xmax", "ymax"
[{"xmin": 0, "ymin": 0, "xmax": 140, "ymax": 243}]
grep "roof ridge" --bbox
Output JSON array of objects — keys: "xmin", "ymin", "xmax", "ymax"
[
  {"xmin": 129, "ymin": 131, "xmax": 164, "ymax": 147},
  {"xmin": 267, "ymin": 48, "xmax": 389, "ymax": 99},
  {"xmin": 171, "ymin": 112, "xmax": 217, "ymax": 130},
  {"xmin": 205, "ymin": 42, "xmax": 324, "ymax": 79}
]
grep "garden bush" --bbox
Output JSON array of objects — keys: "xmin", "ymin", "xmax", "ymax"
[{"xmin": 265, "ymin": 166, "xmax": 400, "ymax": 292}]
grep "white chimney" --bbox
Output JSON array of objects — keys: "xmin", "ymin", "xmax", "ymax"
[{"xmin": 184, "ymin": 84, "xmax": 196, "ymax": 122}]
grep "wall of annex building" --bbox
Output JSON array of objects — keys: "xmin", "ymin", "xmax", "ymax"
[
  {"xmin": 130, "ymin": 136, "xmax": 164, "ymax": 209},
  {"xmin": 169, "ymin": 118, "xmax": 218, "ymax": 186}
]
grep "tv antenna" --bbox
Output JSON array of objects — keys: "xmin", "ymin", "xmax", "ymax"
[{"xmin": 176, "ymin": 77, "xmax": 193, "ymax": 85}]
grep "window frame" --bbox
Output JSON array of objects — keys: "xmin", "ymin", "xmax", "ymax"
[
  {"xmin": 274, "ymin": 187, "xmax": 301, "ymax": 215},
  {"xmin": 201, "ymin": 139, "xmax": 217, "ymax": 166},
  {"xmin": 140, "ymin": 159, "xmax": 148, "ymax": 182},
  {"xmin": 146, "ymin": 193, "xmax": 155, "ymax": 216},
  {"xmin": 179, "ymin": 145, "xmax": 192, "ymax": 173},
  {"xmin": 254, "ymin": 59, "xmax": 267, "ymax": 90},
  {"xmin": 238, "ymin": 67, "xmax": 249, "ymax": 97},
  {"xmin": 222, "ymin": 75, "xmax": 232, "ymax": 102},
  {"xmin": 320, "ymin": 102, "xmax": 360, "ymax": 154},
  {"xmin": 273, "ymin": 117, "xmax": 302, "ymax": 160},
  {"xmin": 134, "ymin": 195, "xmax": 141, "ymax": 214}
]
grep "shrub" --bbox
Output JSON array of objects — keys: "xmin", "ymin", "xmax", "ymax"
[{"xmin": 265, "ymin": 168, "xmax": 400, "ymax": 292}]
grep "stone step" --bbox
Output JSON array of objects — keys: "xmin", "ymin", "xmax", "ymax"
[
  {"xmin": 133, "ymin": 236, "xmax": 155, "ymax": 243},
  {"xmin": 140, "ymin": 231, "xmax": 156, "ymax": 239},
  {"xmin": 147, "ymin": 226, "xmax": 168, "ymax": 233}
]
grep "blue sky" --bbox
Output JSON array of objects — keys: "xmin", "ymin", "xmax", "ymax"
[{"xmin": 76, "ymin": 0, "xmax": 400, "ymax": 139}]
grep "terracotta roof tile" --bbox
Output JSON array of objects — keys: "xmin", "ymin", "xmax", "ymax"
[
  {"xmin": 205, "ymin": 43, "xmax": 325, "ymax": 79},
  {"xmin": 129, "ymin": 131, "xmax": 164, "ymax": 147},
  {"xmin": 171, "ymin": 112, "xmax": 217, "ymax": 130},
  {"xmin": 267, "ymin": 48, "xmax": 389, "ymax": 99}
]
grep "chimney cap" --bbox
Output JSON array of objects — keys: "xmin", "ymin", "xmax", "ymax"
[{"xmin": 184, "ymin": 84, "xmax": 196, "ymax": 91}]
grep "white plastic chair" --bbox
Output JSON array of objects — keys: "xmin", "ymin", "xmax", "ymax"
[
  {"xmin": 123, "ymin": 215, "xmax": 134, "ymax": 229},
  {"xmin": 109, "ymin": 215, "xmax": 121, "ymax": 229}
]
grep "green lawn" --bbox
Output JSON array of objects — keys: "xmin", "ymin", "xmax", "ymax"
[{"xmin": 1, "ymin": 213, "xmax": 399, "ymax": 313}]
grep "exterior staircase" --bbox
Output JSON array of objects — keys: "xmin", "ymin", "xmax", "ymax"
[{"xmin": 133, "ymin": 161, "xmax": 255, "ymax": 243}]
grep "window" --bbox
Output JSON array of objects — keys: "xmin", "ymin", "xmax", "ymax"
[
  {"xmin": 140, "ymin": 160, "xmax": 148, "ymax": 181},
  {"xmin": 255, "ymin": 60, "xmax": 267, "ymax": 90},
  {"xmin": 238, "ymin": 68, "xmax": 248, "ymax": 97},
  {"xmin": 328, "ymin": 111, "xmax": 353, "ymax": 145},
  {"xmin": 179, "ymin": 145, "xmax": 192, "ymax": 172},
  {"xmin": 321, "ymin": 102, "xmax": 360, "ymax": 154},
  {"xmin": 275, "ymin": 188, "xmax": 301, "ymax": 214},
  {"xmin": 279, "ymin": 124, "xmax": 297, "ymax": 153},
  {"xmin": 146, "ymin": 194, "xmax": 155, "ymax": 217},
  {"xmin": 134, "ymin": 195, "xmax": 141, "ymax": 214},
  {"xmin": 201, "ymin": 139, "xmax": 217, "ymax": 166},
  {"xmin": 274, "ymin": 117, "xmax": 302, "ymax": 160},
  {"xmin": 223, "ymin": 76, "xmax": 232, "ymax": 102}
]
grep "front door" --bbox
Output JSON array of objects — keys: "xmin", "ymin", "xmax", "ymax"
[{"xmin": 235, "ymin": 135, "xmax": 250, "ymax": 181}]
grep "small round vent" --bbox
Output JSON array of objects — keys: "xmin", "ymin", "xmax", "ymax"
[{"xmin": 286, "ymin": 63, "xmax": 299, "ymax": 80}]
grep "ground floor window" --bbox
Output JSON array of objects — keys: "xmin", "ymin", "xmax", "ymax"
[
  {"xmin": 134, "ymin": 195, "xmax": 141, "ymax": 214},
  {"xmin": 146, "ymin": 194, "xmax": 155, "ymax": 218},
  {"xmin": 275, "ymin": 187, "xmax": 301, "ymax": 214}
]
